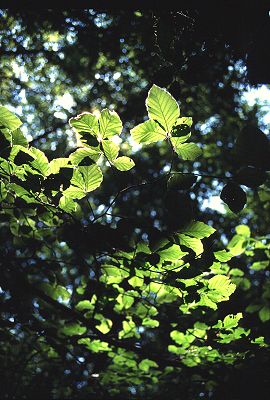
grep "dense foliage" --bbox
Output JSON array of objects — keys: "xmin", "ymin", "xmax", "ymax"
[{"xmin": 0, "ymin": 8, "xmax": 270, "ymax": 400}]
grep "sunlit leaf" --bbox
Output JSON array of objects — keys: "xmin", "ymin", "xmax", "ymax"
[
  {"xmin": 235, "ymin": 225, "xmax": 250, "ymax": 237},
  {"xmin": 138, "ymin": 359, "xmax": 158, "ymax": 373},
  {"xmin": 11, "ymin": 128, "xmax": 28, "ymax": 147},
  {"xmin": 0, "ymin": 106, "xmax": 22, "ymax": 131},
  {"xmin": 214, "ymin": 250, "xmax": 233, "ymax": 262},
  {"xmin": 112, "ymin": 156, "xmax": 135, "ymax": 171},
  {"xmin": 181, "ymin": 221, "xmax": 215, "ymax": 239},
  {"xmin": 178, "ymin": 234, "xmax": 203, "ymax": 256},
  {"xmin": 208, "ymin": 275, "xmax": 236, "ymax": 302},
  {"xmin": 30, "ymin": 148, "xmax": 49, "ymax": 176},
  {"xmin": 95, "ymin": 314, "xmax": 113, "ymax": 334},
  {"xmin": 59, "ymin": 195, "xmax": 77, "ymax": 212},
  {"xmin": 142, "ymin": 317, "xmax": 159, "ymax": 328},
  {"xmin": 69, "ymin": 112, "xmax": 99, "ymax": 136},
  {"xmin": 146, "ymin": 84, "xmax": 180, "ymax": 132},
  {"xmin": 69, "ymin": 147, "xmax": 101, "ymax": 165},
  {"xmin": 78, "ymin": 338, "xmax": 111, "ymax": 352},
  {"xmin": 158, "ymin": 244, "xmax": 188, "ymax": 261},
  {"xmin": 102, "ymin": 139, "xmax": 119, "ymax": 161},
  {"xmin": 48, "ymin": 158, "xmax": 70, "ymax": 174},
  {"xmin": 131, "ymin": 119, "xmax": 166, "ymax": 144},
  {"xmin": 71, "ymin": 165, "xmax": 103, "ymax": 193},
  {"xmin": 99, "ymin": 109, "xmax": 122, "ymax": 138}
]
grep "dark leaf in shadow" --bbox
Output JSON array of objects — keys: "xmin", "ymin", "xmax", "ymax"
[{"xmin": 220, "ymin": 182, "xmax": 247, "ymax": 213}]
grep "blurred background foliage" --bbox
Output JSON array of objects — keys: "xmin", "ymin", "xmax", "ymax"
[{"xmin": 0, "ymin": 7, "xmax": 270, "ymax": 400}]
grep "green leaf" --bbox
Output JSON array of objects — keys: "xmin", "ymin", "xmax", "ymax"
[
  {"xmin": 229, "ymin": 268, "xmax": 244, "ymax": 277},
  {"xmin": 63, "ymin": 186, "xmax": 86, "ymax": 199},
  {"xmin": 71, "ymin": 165, "xmax": 103, "ymax": 193},
  {"xmin": 59, "ymin": 195, "xmax": 77, "ymax": 212},
  {"xmin": 115, "ymin": 293, "xmax": 134, "ymax": 310},
  {"xmin": 250, "ymin": 261, "xmax": 269, "ymax": 271},
  {"xmin": 95, "ymin": 315, "xmax": 113, "ymax": 334},
  {"xmin": 198, "ymin": 293, "xmax": 218, "ymax": 310},
  {"xmin": 214, "ymin": 313, "xmax": 243, "ymax": 330},
  {"xmin": 176, "ymin": 117, "xmax": 193, "ymax": 127},
  {"xmin": 30, "ymin": 148, "xmax": 49, "ymax": 176},
  {"xmin": 235, "ymin": 225, "xmax": 250, "ymax": 237},
  {"xmin": 170, "ymin": 117, "xmax": 192, "ymax": 144},
  {"xmin": 48, "ymin": 158, "xmax": 70, "ymax": 174},
  {"xmin": 101, "ymin": 265, "xmax": 129, "ymax": 284},
  {"xmin": 130, "ymin": 119, "xmax": 166, "ymax": 144},
  {"xmin": 102, "ymin": 139, "xmax": 119, "ymax": 161},
  {"xmin": 259, "ymin": 306, "xmax": 270, "ymax": 322},
  {"xmin": 227, "ymin": 234, "xmax": 246, "ymax": 256},
  {"xmin": 99, "ymin": 109, "xmax": 122, "ymax": 138},
  {"xmin": 69, "ymin": 112, "xmax": 99, "ymax": 136},
  {"xmin": 78, "ymin": 338, "xmax": 111, "ymax": 352},
  {"xmin": 136, "ymin": 304, "xmax": 158, "ymax": 318},
  {"xmin": 217, "ymin": 327, "xmax": 250, "ymax": 344},
  {"xmin": 0, "ymin": 181, "xmax": 7, "ymax": 201},
  {"xmin": 170, "ymin": 330, "xmax": 194, "ymax": 347},
  {"xmin": 76, "ymin": 300, "xmax": 94, "ymax": 311},
  {"xmin": 178, "ymin": 234, "xmax": 203, "ymax": 256},
  {"xmin": 223, "ymin": 313, "xmax": 243, "ymax": 329},
  {"xmin": 69, "ymin": 147, "xmax": 101, "ymax": 165},
  {"xmin": 181, "ymin": 221, "xmax": 215, "ymax": 239},
  {"xmin": 76, "ymin": 296, "xmax": 97, "ymax": 311},
  {"xmin": 158, "ymin": 244, "xmax": 188, "ymax": 262},
  {"xmin": 113, "ymin": 156, "xmax": 135, "ymax": 171},
  {"xmin": 12, "ymin": 147, "xmax": 35, "ymax": 165},
  {"xmin": 9, "ymin": 183, "xmax": 34, "ymax": 203},
  {"xmin": 142, "ymin": 318, "xmax": 159, "ymax": 328},
  {"xmin": 138, "ymin": 359, "xmax": 158, "ymax": 373},
  {"xmin": 0, "ymin": 106, "xmax": 22, "ymax": 131},
  {"xmin": 214, "ymin": 250, "xmax": 233, "ymax": 262},
  {"xmin": 40, "ymin": 283, "xmax": 71, "ymax": 301},
  {"xmin": 11, "ymin": 128, "xmax": 28, "ymax": 147},
  {"xmin": 174, "ymin": 142, "xmax": 202, "ymax": 160},
  {"xmin": 146, "ymin": 84, "xmax": 180, "ymax": 132},
  {"xmin": 128, "ymin": 276, "xmax": 144, "ymax": 288},
  {"xmin": 60, "ymin": 323, "xmax": 86, "ymax": 336},
  {"xmin": 208, "ymin": 275, "xmax": 236, "ymax": 302},
  {"xmin": 252, "ymin": 336, "xmax": 267, "ymax": 346},
  {"xmin": 118, "ymin": 317, "xmax": 138, "ymax": 339}
]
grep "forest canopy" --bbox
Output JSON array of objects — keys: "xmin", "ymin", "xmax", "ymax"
[{"xmin": 0, "ymin": 8, "xmax": 270, "ymax": 400}]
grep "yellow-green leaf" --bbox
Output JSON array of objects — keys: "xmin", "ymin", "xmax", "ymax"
[
  {"xmin": 178, "ymin": 234, "xmax": 203, "ymax": 256},
  {"xmin": 181, "ymin": 221, "xmax": 215, "ymax": 239},
  {"xmin": 0, "ymin": 106, "xmax": 22, "ymax": 131},
  {"xmin": 69, "ymin": 112, "xmax": 99, "ymax": 136},
  {"xmin": 131, "ymin": 119, "xmax": 166, "ymax": 144},
  {"xmin": 71, "ymin": 165, "xmax": 103, "ymax": 193},
  {"xmin": 146, "ymin": 84, "xmax": 180, "ymax": 132},
  {"xmin": 99, "ymin": 109, "xmax": 122, "ymax": 138},
  {"xmin": 102, "ymin": 139, "xmax": 119, "ymax": 161},
  {"xmin": 113, "ymin": 156, "xmax": 135, "ymax": 171}
]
